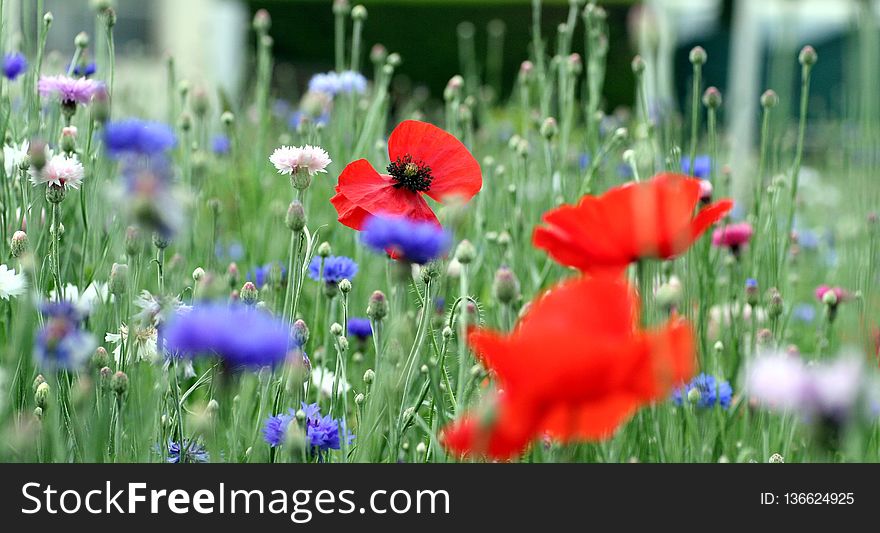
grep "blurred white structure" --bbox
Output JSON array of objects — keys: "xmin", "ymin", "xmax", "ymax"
[
  {"xmin": 649, "ymin": 0, "xmax": 860, "ymax": 197},
  {"xmin": 1, "ymin": 0, "xmax": 247, "ymax": 116}
]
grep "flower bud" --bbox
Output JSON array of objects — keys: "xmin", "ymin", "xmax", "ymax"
[
  {"xmin": 124, "ymin": 226, "xmax": 141, "ymax": 256},
  {"xmin": 240, "ymin": 281, "xmax": 258, "ymax": 305},
  {"xmin": 493, "ymin": 266, "xmax": 520, "ymax": 305},
  {"xmin": 337, "ymin": 336, "xmax": 349, "ymax": 352},
  {"xmin": 370, "ymin": 44, "xmax": 387, "ymax": 65},
  {"xmin": 33, "ymin": 374, "xmax": 46, "ymax": 393},
  {"xmin": 152, "ymin": 233, "xmax": 170, "ymax": 250},
  {"xmin": 92, "ymin": 346, "xmax": 110, "ymax": 369},
  {"xmin": 46, "ymin": 184, "xmax": 67, "ymax": 204},
  {"xmin": 74, "ymin": 31, "xmax": 90, "ymax": 49},
  {"xmin": 99, "ymin": 366, "xmax": 112, "ymax": 390},
  {"xmin": 768, "ymin": 453, "xmax": 784, "ymax": 464},
  {"xmin": 363, "ymin": 368, "xmax": 375, "ymax": 385},
  {"xmin": 11, "ymin": 230, "xmax": 28, "ymax": 258},
  {"xmin": 317, "ymin": 242, "xmax": 331, "ymax": 258},
  {"xmin": 110, "ymin": 371, "xmax": 128, "ymax": 395},
  {"xmin": 192, "ymin": 267, "xmax": 206, "ymax": 282},
  {"xmin": 351, "ymin": 4, "xmax": 367, "ymax": 21},
  {"xmin": 686, "ymin": 387, "xmax": 701, "ymax": 404},
  {"xmin": 798, "ymin": 45, "xmax": 817, "ymax": 67},
  {"xmin": 34, "ymin": 382, "xmax": 50, "ymax": 410},
  {"xmin": 689, "ymin": 46, "xmax": 707, "ymax": 66},
  {"xmin": 338, "ymin": 279, "xmax": 352, "ymax": 294},
  {"xmin": 702, "ymin": 86, "xmax": 722, "ymax": 109},
  {"xmin": 760, "ymin": 89, "xmax": 778, "ymax": 109},
  {"xmin": 334, "ymin": 0, "xmax": 351, "ymax": 15},
  {"xmin": 655, "ymin": 276, "xmax": 683, "ymax": 310},
  {"xmin": 822, "ymin": 290, "xmax": 838, "ymax": 307},
  {"xmin": 285, "ymin": 201, "xmax": 306, "ymax": 232},
  {"xmin": 330, "ymin": 322, "xmax": 344, "ymax": 336},
  {"xmin": 540, "ymin": 117, "xmax": 558, "ymax": 139},
  {"xmin": 366, "ymin": 290, "xmax": 387, "ymax": 320},
  {"xmin": 767, "ymin": 288, "xmax": 784, "ymax": 319},
  {"xmin": 252, "ymin": 9, "xmax": 271, "ymax": 32},
  {"xmin": 109, "ymin": 262, "xmax": 128, "ymax": 296},
  {"xmin": 446, "ymin": 258, "xmax": 462, "ymax": 279},
  {"xmin": 713, "ymin": 341, "xmax": 724, "ymax": 355},
  {"xmin": 292, "ymin": 319, "xmax": 310, "ymax": 346},
  {"xmin": 454, "ymin": 240, "xmax": 476, "ymax": 264},
  {"xmin": 221, "ymin": 111, "xmax": 235, "ymax": 127},
  {"xmin": 43, "ymin": 12, "xmax": 53, "ymax": 26},
  {"xmin": 745, "ymin": 278, "xmax": 759, "ymax": 306},
  {"xmin": 355, "ymin": 393, "xmax": 365, "ymax": 405},
  {"xmin": 442, "ymin": 326, "xmax": 454, "ymax": 340}
]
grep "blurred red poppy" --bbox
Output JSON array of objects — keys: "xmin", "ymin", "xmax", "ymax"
[
  {"xmin": 442, "ymin": 276, "xmax": 694, "ymax": 460},
  {"xmin": 331, "ymin": 120, "xmax": 482, "ymax": 229},
  {"xmin": 533, "ymin": 173, "xmax": 733, "ymax": 277}
]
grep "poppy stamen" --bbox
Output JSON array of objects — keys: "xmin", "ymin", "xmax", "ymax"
[{"xmin": 387, "ymin": 154, "xmax": 433, "ymax": 192}]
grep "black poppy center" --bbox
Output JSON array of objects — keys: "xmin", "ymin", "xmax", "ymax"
[{"xmin": 388, "ymin": 154, "xmax": 433, "ymax": 192}]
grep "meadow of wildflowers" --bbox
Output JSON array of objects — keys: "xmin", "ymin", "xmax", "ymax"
[{"xmin": 1, "ymin": 0, "xmax": 879, "ymax": 466}]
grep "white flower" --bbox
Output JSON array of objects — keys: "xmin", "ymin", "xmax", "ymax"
[
  {"xmin": 4, "ymin": 140, "xmax": 32, "ymax": 178},
  {"xmin": 134, "ymin": 290, "xmax": 191, "ymax": 326},
  {"xmin": 269, "ymin": 145, "xmax": 331, "ymax": 176},
  {"xmin": 29, "ymin": 153, "xmax": 85, "ymax": 189},
  {"xmin": 49, "ymin": 282, "xmax": 109, "ymax": 316},
  {"xmin": 105, "ymin": 323, "xmax": 159, "ymax": 364},
  {"xmin": 0, "ymin": 264, "xmax": 27, "ymax": 299},
  {"xmin": 310, "ymin": 366, "xmax": 350, "ymax": 397}
]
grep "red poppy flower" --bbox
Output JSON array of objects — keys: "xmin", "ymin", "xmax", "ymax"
[
  {"xmin": 533, "ymin": 173, "xmax": 733, "ymax": 277},
  {"xmin": 441, "ymin": 276, "xmax": 695, "ymax": 460},
  {"xmin": 331, "ymin": 120, "xmax": 482, "ymax": 229}
]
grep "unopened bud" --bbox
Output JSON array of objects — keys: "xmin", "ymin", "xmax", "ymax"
[
  {"xmin": 192, "ymin": 267, "xmax": 206, "ymax": 282},
  {"xmin": 702, "ymin": 86, "xmax": 722, "ymax": 109},
  {"xmin": 760, "ymin": 89, "xmax": 778, "ymax": 109},
  {"xmin": 109, "ymin": 263, "xmax": 128, "ymax": 296},
  {"xmin": 292, "ymin": 319, "xmax": 310, "ymax": 346},
  {"xmin": 338, "ymin": 279, "xmax": 352, "ymax": 294},
  {"xmin": 454, "ymin": 240, "xmax": 476, "ymax": 264},
  {"xmin": 240, "ymin": 281, "xmax": 258, "ymax": 305},
  {"xmin": 285, "ymin": 201, "xmax": 306, "ymax": 232},
  {"xmin": 798, "ymin": 45, "xmax": 817, "ymax": 67},
  {"xmin": 363, "ymin": 368, "xmax": 375, "ymax": 385},
  {"xmin": 351, "ymin": 4, "xmax": 367, "ymax": 21},
  {"xmin": 11, "ymin": 230, "xmax": 28, "ymax": 257},
  {"xmin": 689, "ymin": 46, "xmax": 707, "ymax": 66},
  {"xmin": 34, "ymin": 382, "xmax": 50, "ymax": 409},
  {"xmin": 366, "ymin": 290, "xmax": 387, "ymax": 320},
  {"xmin": 110, "ymin": 371, "xmax": 128, "ymax": 395},
  {"xmin": 317, "ymin": 242, "xmax": 331, "ymax": 258},
  {"xmin": 540, "ymin": 117, "xmax": 558, "ymax": 139},
  {"xmin": 492, "ymin": 266, "xmax": 520, "ymax": 305}
]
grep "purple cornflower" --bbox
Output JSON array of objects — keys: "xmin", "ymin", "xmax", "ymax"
[
  {"xmin": 308, "ymin": 255, "xmax": 358, "ymax": 285},
  {"xmin": 163, "ymin": 303, "xmax": 292, "ymax": 368},
  {"xmin": 38, "ymin": 75, "xmax": 104, "ymax": 106},
  {"xmin": 103, "ymin": 119, "xmax": 177, "ymax": 156},
  {"xmin": 361, "ymin": 215, "xmax": 451, "ymax": 264},
  {"xmin": 681, "ymin": 155, "xmax": 712, "ymax": 179},
  {"xmin": 34, "ymin": 302, "xmax": 96, "ymax": 370},
  {"xmin": 747, "ymin": 352, "xmax": 866, "ymax": 426},
  {"xmin": 302, "ymin": 402, "xmax": 353, "ymax": 454},
  {"xmin": 347, "ymin": 317, "xmax": 372, "ymax": 340},
  {"xmin": 672, "ymin": 373, "xmax": 733, "ymax": 409},
  {"xmin": 211, "ymin": 134, "xmax": 231, "ymax": 155},
  {"xmin": 3, "ymin": 52, "xmax": 27, "ymax": 80},
  {"xmin": 263, "ymin": 408, "xmax": 296, "ymax": 447},
  {"xmin": 166, "ymin": 439, "xmax": 210, "ymax": 463}
]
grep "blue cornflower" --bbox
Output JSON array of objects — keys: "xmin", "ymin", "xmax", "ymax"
[
  {"xmin": 337, "ymin": 71, "xmax": 367, "ymax": 94},
  {"xmin": 71, "ymin": 61, "xmax": 97, "ymax": 77},
  {"xmin": 361, "ymin": 215, "xmax": 451, "ymax": 264},
  {"xmin": 263, "ymin": 408, "xmax": 296, "ymax": 447},
  {"xmin": 672, "ymin": 373, "xmax": 733, "ymax": 409},
  {"xmin": 745, "ymin": 278, "xmax": 758, "ymax": 289},
  {"xmin": 103, "ymin": 119, "xmax": 177, "ymax": 156},
  {"xmin": 308, "ymin": 255, "xmax": 358, "ymax": 285},
  {"xmin": 578, "ymin": 153, "xmax": 591, "ymax": 171},
  {"xmin": 163, "ymin": 304, "xmax": 292, "ymax": 368},
  {"xmin": 347, "ymin": 317, "xmax": 372, "ymax": 340},
  {"xmin": 680, "ymin": 155, "xmax": 712, "ymax": 179},
  {"xmin": 3, "ymin": 52, "xmax": 27, "ymax": 80},
  {"xmin": 302, "ymin": 402, "xmax": 353, "ymax": 454},
  {"xmin": 166, "ymin": 439, "xmax": 210, "ymax": 463},
  {"xmin": 215, "ymin": 241, "xmax": 244, "ymax": 261},
  {"xmin": 247, "ymin": 263, "xmax": 287, "ymax": 289},
  {"xmin": 34, "ymin": 302, "xmax": 96, "ymax": 370},
  {"xmin": 211, "ymin": 134, "xmax": 231, "ymax": 155},
  {"xmin": 793, "ymin": 303, "xmax": 817, "ymax": 323}
]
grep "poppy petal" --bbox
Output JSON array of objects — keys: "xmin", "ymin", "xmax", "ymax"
[
  {"xmin": 688, "ymin": 198, "xmax": 734, "ymax": 242},
  {"xmin": 541, "ymin": 393, "xmax": 641, "ymax": 441},
  {"xmin": 387, "ymin": 120, "xmax": 482, "ymax": 203},
  {"xmin": 332, "ymin": 158, "xmax": 440, "ymax": 229}
]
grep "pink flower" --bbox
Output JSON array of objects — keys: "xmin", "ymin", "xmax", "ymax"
[
  {"xmin": 269, "ymin": 145, "xmax": 331, "ymax": 176},
  {"xmin": 38, "ymin": 75, "xmax": 104, "ymax": 105},
  {"xmin": 815, "ymin": 285, "xmax": 849, "ymax": 304},
  {"xmin": 28, "ymin": 154, "xmax": 85, "ymax": 189},
  {"xmin": 712, "ymin": 222, "xmax": 753, "ymax": 248}
]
